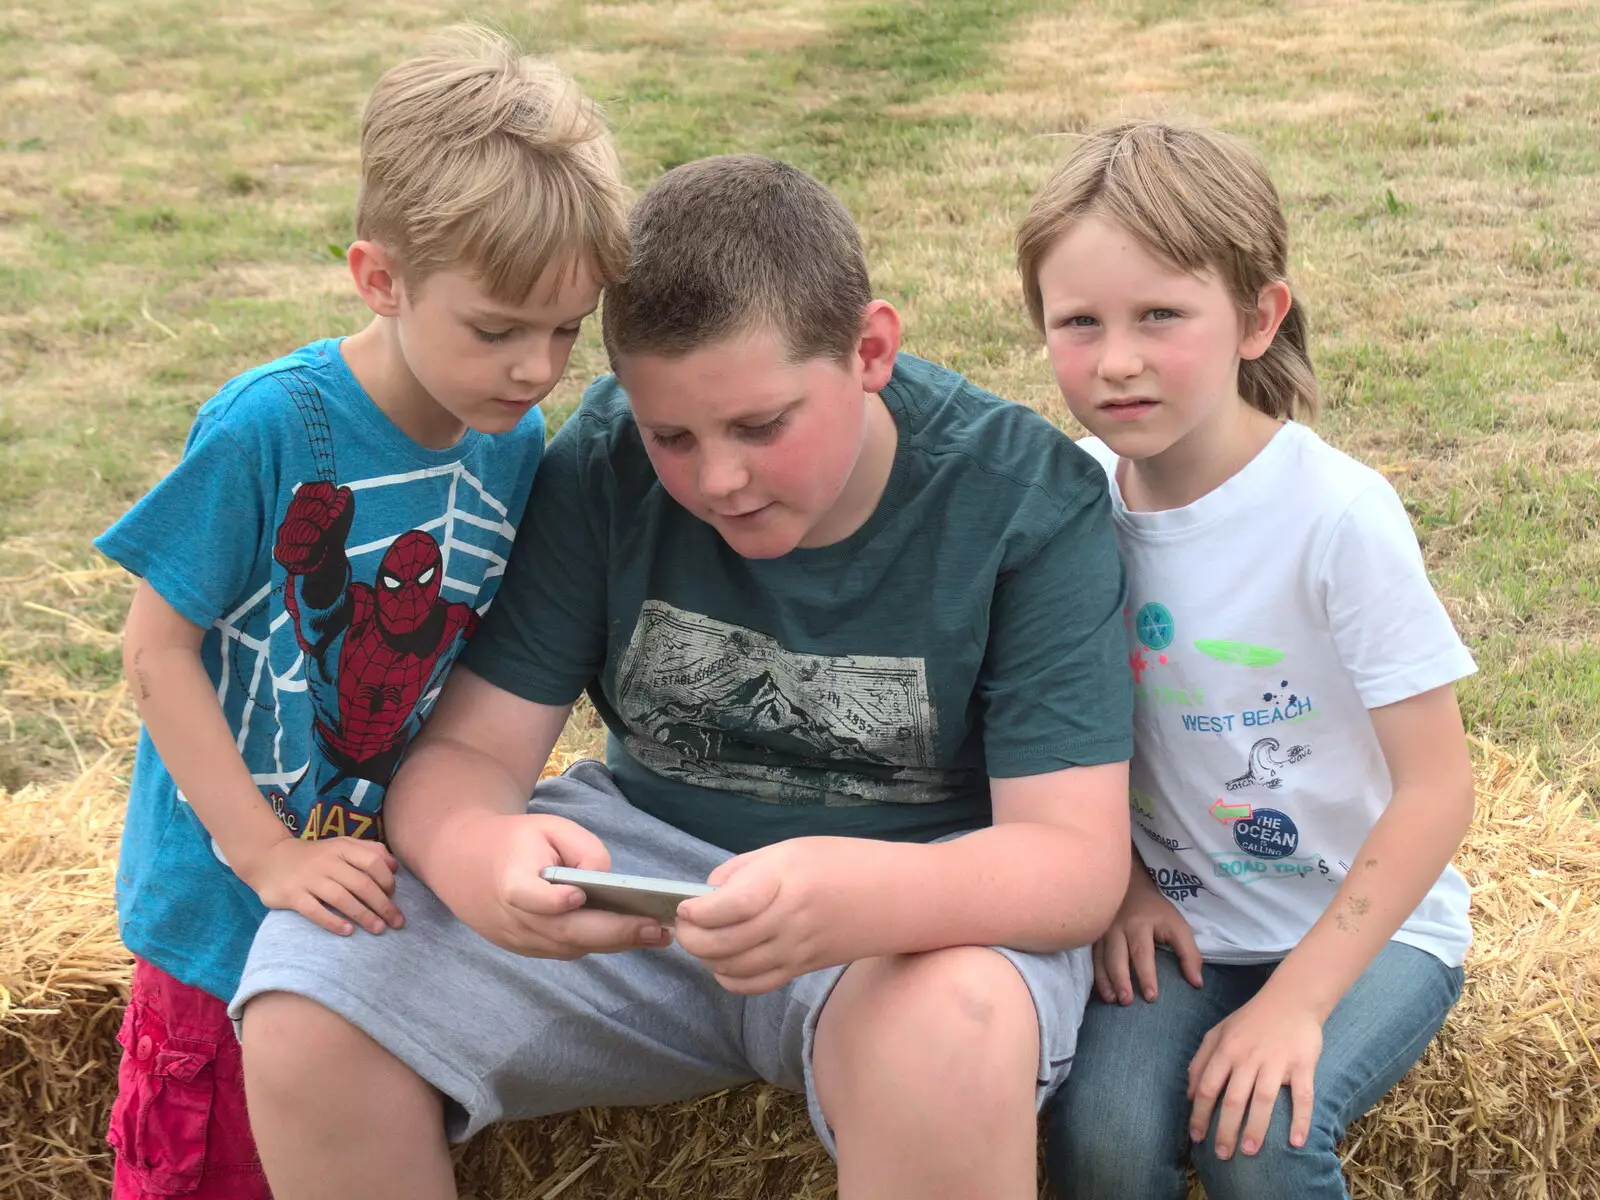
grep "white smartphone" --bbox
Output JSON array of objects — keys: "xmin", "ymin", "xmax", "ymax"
[{"xmin": 540, "ymin": 866, "xmax": 716, "ymax": 925}]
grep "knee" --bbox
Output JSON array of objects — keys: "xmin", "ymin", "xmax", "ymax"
[
  {"xmin": 1196, "ymin": 1105, "xmax": 1342, "ymax": 1199},
  {"xmin": 240, "ymin": 991, "xmax": 368, "ymax": 1113},
  {"xmin": 818, "ymin": 947, "xmax": 1037, "ymax": 1099}
]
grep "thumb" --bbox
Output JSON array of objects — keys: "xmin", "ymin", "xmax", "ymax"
[
  {"xmin": 542, "ymin": 818, "xmax": 611, "ymax": 873},
  {"xmin": 705, "ymin": 851, "xmax": 755, "ymax": 888}
]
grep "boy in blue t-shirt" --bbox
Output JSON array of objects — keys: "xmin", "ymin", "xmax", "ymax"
[{"xmin": 92, "ymin": 28, "xmax": 628, "ymax": 1200}]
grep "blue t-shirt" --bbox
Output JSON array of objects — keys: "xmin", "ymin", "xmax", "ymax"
[{"xmin": 95, "ymin": 338, "xmax": 544, "ymax": 1001}]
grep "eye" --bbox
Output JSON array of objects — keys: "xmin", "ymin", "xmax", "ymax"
[
  {"xmin": 1053, "ymin": 314, "xmax": 1098, "ymax": 330},
  {"xmin": 555, "ymin": 322, "xmax": 584, "ymax": 338},
  {"xmin": 381, "ymin": 575, "xmax": 401, "ymax": 589},
  {"xmin": 651, "ymin": 431, "xmax": 692, "ymax": 449},
  {"xmin": 474, "ymin": 327, "xmax": 513, "ymax": 344},
  {"xmin": 1146, "ymin": 308, "xmax": 1181, "ymax": 322},
  {"xmin": 737, "ymin": 415, "xmax": 788, "ymax": 443},
  {"xmin": 417, "ymin": 567, "xmax": 436, "ymax": 585}
]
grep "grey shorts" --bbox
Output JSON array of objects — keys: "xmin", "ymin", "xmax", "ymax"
[{"xmin": 230, "ymin": 760, "xmax": 1093, "ymax": 1153}]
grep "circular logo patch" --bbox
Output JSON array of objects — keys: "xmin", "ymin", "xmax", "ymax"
[
  {"xmin": 1232, "ymin": 808, "xmax": 1300, "ymax": 859},
  {"xmin": 1135, "ymin": 602, "xmax": 1175, "ymax": 651}
]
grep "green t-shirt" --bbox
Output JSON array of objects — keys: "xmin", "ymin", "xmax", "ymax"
[{"xmin": 463, "ymin": 353, "xmax": 1132, "ymax": 854}]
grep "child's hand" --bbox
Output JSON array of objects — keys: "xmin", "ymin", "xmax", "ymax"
[
  {"xmin": 674, "ymin": 836, "xmax": 874, "ymax": 995},
  {"xmin": 242, "ymin": 835, "xmax": 404, "ymax": 937},
  {"xmin": 1186, "ymin": 988, "xmax": 1323, "ymax": 1159},
  {"xmin": 1093, "ymin": 872, "xmax": 1204, "ymax": 1005},
  {"xmin": 437, "ymin": 812, "xmax": 669, "ymax": 959}
]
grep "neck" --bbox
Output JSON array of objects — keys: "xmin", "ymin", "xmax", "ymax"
[
  {"xmin": 798, "ymin": 390, "xmax": 899, "ymax": 548},
  {"xmin": 340, "ymin": 318, "xmax": 467, "ymax": 451},
  {"xmin": 1119, "ymin": 402, "xmax": 1282, "ymax": 513}
]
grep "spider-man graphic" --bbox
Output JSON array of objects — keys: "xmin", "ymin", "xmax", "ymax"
[{"xmin": 271, "ymin": 481, "xmax": 478, "ymax": 827}]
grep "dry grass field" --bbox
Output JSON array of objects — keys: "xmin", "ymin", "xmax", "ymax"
[{"xmin": 1, "ymin": 0, "xmax": 1596, "ymax": 1197}]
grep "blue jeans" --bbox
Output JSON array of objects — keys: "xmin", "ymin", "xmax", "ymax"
[{"xmin": 1045, "ymin": 940, "xmax": 1463, "ymax": 1200}]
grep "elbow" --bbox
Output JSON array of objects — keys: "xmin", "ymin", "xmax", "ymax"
[{"xmin": 1085, "ymin": 837, "xmax": 1131, "ymax": 940}]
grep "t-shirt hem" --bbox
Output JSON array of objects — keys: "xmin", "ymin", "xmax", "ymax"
[
  {"xmin": 1357, "ymin": 648, "xmax": 1478, "ymax": 710},
  {"xmin": 985, "ymin": 735, "xmax": 1134, "ymax": 778},
  {"xmin": 95, "ymin": 531, "xmax": 224, "ymax": 630},
  {"xmin": 120, "ymin": 923, "xmax": 246, "ymax": 1006},
  {"xmin": 458, "ymin": 644, "xmax": 586, "ymax": 708}
]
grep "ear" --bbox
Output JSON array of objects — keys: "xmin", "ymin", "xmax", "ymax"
[
  {"xmin": 855, "ymin": 299, "xmax": 902, "ymax": 393},
  {"xmin": 1239, "ymin": 280, "xmax": 1293, "ymax": 362},
  {"xmin": 346, "ymin": 240, "xmax": 405, "ymax": 318}
]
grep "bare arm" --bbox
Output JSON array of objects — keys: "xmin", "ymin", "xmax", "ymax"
[
  {"xmin": 381, "ymin": 665, "xmax": 570, "ymax": 885},
  {"xmin": 676, "ymin": 760, "xmax": 1132, "ymax": 992},
  {"xmin": 905, "ymin": 760, "xmax": 1132, "ymax": 952},
  {"xmin": 123, "ymin": 580, "xmax": 401, "ymax": 934},
  {"xmin": 1253, "ymin": 683, "xmax": 1475, "ymax": 1017},
  {"xmin": 123, "ymin": 580, "xmax": 294, "ymax": 881},
  {"xmin": 379, "ymin": 667, "xmax": 670, "ymax": 956}
]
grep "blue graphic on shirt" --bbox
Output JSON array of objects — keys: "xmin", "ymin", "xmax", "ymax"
[
  {"xmin": 1232, "ymin": 808, "xmax": 1299, "ymax": 858},
  {"xmin": 1136, "ymin": 602, "xmax": 1175, "ymax": 651}
]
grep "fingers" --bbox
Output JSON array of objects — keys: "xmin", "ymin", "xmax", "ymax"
[
  {"xmin": 676, "ymin": 866, "xmax": 777, "ymax": 930},
  {"xmin": 1236, "ymin": 1066, "xmax": 1285, "ymax": 1158},
  {"xmin": 507, "ymin": 907, "xmax": 667, "ymax": 958},
  {"xmin": 1167, "ymin": 920, "xmax": 1205, "ymax": 990},
  {"xmin": 1101, "ymin": 925, "xmax": 1134, "ymax": 1005},
  {"xmin": 292, "ymin": 891, "xmax": 358, "ymax": 936},
  {"xmin": 1092, "ymin": 938, "xmax": 1112, "ymax": 1003},
  {"xmin": 1129, "ymin": 927, "xmax": 1160, "ymax": 1002},
  {"xmin": 1287, "ymin": 1062, "xmax": 1315, "ymax": 1150}
]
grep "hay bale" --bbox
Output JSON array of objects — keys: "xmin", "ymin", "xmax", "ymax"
[{"xmin": 2, "ymin": 741, "xmax": 1595, "ymax": 1200}]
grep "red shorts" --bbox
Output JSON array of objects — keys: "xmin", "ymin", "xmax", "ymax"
[{"xmin": 108, "ymin": 957, "xmax": 271, "ymax": 1199}]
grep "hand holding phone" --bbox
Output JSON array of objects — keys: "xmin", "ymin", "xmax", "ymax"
[{"xmin": 540, "ymin": 866, "xmax": 716, "ymax": 926}]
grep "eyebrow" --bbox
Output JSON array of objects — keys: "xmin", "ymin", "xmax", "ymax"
[
  {"xmin": 646, "ymin": 398, "xmax": 800, "ymax": 433},
  {"xmin": 464, "ymin": 304, "xmax": 599, "ymax": 325}
]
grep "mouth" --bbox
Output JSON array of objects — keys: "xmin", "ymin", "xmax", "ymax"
[
  {"xmin": 493, "ymin": 396, "xmax": 541, "ymax": 408},
  {"xmin": 712, "ymin": 503, "xmax": 773, "ymax": 521},
  {"xmin": 1098, "ymin": 397, "xmax": 1160, "ymax": 419}
]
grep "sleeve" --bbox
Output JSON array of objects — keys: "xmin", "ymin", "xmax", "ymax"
[
  {"xmin": 979, "ymin": 476, "xmax": 1135, "ymax": 777},
  {"xmin": 459, "ymin": 413, "xmax": 609, "ymax": 705},
  {"xmin": 1318, "ymin": 481, "xmax": 1477, "ymax": 709},
  {"xmin": 93, "ymin": 417, "xmax": 269, "ymax": 629}
]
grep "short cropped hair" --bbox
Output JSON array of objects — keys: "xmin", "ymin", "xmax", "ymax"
[
  {"xmin": 602, "ymin": 155, "xmax": 871, "ymax": 365},
  {"xmin": 1016, "ymin": 121, "xmax": 1319, "ymax": 421},
  {"xmin": 356, "ymin": 26, "xmax": 630, "ymax": 301}
]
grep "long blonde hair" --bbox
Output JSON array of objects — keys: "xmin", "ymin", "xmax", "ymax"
[{"xmin": 1016, "ymin": 121, "xmax": 1319, "ymax": 421}]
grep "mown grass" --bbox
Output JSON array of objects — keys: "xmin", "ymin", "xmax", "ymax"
[{"xmin": 1, "ymin": 0, "xmax": 1596, "ymax": 796}]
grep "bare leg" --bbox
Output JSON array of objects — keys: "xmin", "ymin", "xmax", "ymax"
[
  {"xmin": 812, "ymin": 946, "xmax": 1040, "ymax": 1200},
  {"xmin": 241, "ymin": 991, "xmax": 456, "ymax": 1200}
]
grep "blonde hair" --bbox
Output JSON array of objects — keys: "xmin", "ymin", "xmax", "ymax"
[
  {"xmin": 356, "ymin": 26, "xmax": 630, "ymax": 302},
  {"xmin": 1016, "ymin": 121, "xmax": 1319, "ymax": 421}
]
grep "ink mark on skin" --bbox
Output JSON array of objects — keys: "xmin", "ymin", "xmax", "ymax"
[
  {"xmin": 133, "ymin": 647, "xmax": 153, "ymax": 701},
  {"xmin": 1336, "ymin": 894, "xmax": 1371, "ymax": 932},
  {"xmin": 1363, "ymin": 858, "xmax": 1378, "ymax": 869}
]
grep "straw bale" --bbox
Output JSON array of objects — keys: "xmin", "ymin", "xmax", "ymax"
[{"xmin": 2, "ymin": 740, "xmax": 1595, "ymax": 1200}]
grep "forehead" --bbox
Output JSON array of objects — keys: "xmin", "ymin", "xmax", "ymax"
[
  {"xmin": 616, "ymin": 331, "xmax": 848, "ymax": 423},
  {"xmin": 1040, "ymin": 217, "xmax": 1221, "ymax": 297},
  {"xmin": 421, "ymin": 258, "xmax": 601, "ymax": 317}
]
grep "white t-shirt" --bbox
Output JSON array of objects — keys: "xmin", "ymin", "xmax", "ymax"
[{"xmin": 1081, "ymin": 423, "xmax": 1477, "ymax": 967}]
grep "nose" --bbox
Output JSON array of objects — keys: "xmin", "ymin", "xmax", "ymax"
[
  {"xmin": 697, "ymin": 442, "xmax": 750, "ymax": 500},
  {"xmin": 1096, "ymin": 328, "xmax": 1143, "ymax": 382},
  {"xmin": 508, "ymin": 337, "xmax": 555, "ymax": 389}
]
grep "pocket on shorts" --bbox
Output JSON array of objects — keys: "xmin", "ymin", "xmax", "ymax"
[{"xmin": 109, "ymin": 996, "xmax": 219, "ymax": 1195}]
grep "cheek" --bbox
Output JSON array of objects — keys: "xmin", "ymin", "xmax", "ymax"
[
  {"xmin": 642, "ymin": 445, "xmax": 697, "ymax": 506},
  {"xmin": 1045, "ymin": 337, "xmax": 1095, "ymax": 391}
]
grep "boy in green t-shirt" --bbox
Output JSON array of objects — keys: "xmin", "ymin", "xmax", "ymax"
[{"xmin": 234, "ymin": 155, "xmax": 1134, "ymax": 1200}]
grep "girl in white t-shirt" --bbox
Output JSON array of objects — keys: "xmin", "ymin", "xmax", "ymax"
[{"xmin": 1017, "ymin": 122, "xmax": 1477, "ymax": 1200}]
